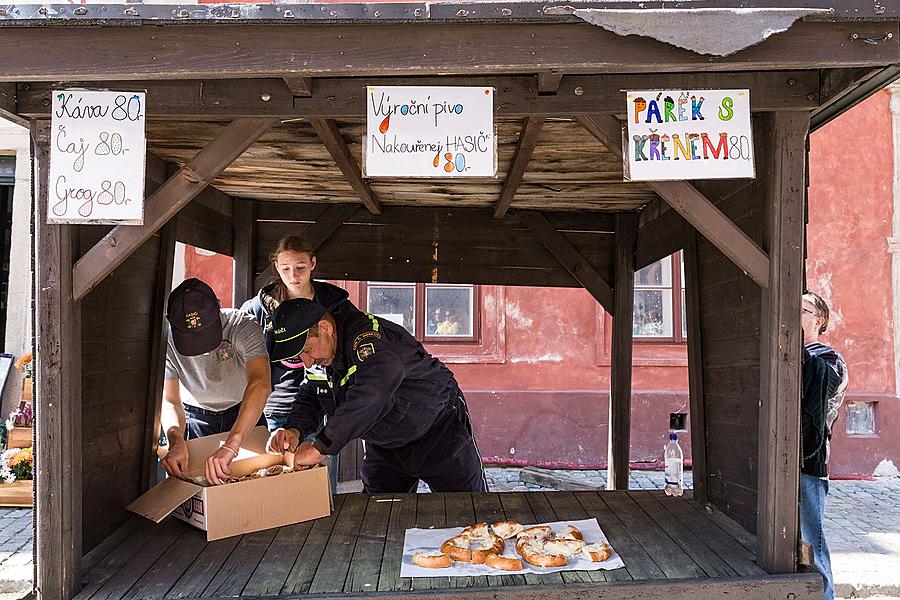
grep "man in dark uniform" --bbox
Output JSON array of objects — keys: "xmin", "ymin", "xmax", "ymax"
[{"xmin": 267, "ymin": 298, "xmax": 487, "ymax": 493}]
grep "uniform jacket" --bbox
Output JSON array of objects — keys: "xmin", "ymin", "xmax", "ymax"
[
  {"xmin": 240, "ymin": 280, "xmax": 358, "ymax": 431},
  {"xmin": 288, "ymin": 311, "xmax": 460, "ymax": 455}
]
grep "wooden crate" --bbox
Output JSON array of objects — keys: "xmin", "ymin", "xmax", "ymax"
[
  {"xmin": 0, "ymin": 481, "xmax": 32, "ymax": 507},
  {"xmin": 6, "ymin": 427, "xmax": 32, "ymax": 450}
]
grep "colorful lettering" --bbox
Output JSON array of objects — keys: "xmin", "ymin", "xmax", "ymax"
[
  {"xmin": 633, "ymin": 135, "xmax": 648, "ymax": 161},
  {"xmin": 691, "ymin": 96, "xmax": 705, "ymax": 120},
  {"xmin": 645, "ymin": 100, "xmax": 662, "ymax": 124},
  {"xmin": 633, "ymin": 97, "xmax": 647, "ymax": 124},
  {"xmin": 672, "ymin": 134, "xmax": 691, "ymax": 160},
  {"xmin": 701, "ymin": 132, "xmax": 729, "ymax": 159},
  {"xmin": 718, "ymin": 97, "xmax": 734, "ymax": 121},
  {"xmin": 664, "ymin": 96, "xmax": 676, "ymax": 123}
]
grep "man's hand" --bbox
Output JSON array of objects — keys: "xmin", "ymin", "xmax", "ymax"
[
  {"xmin": 293, "ymin": 442, "xmax": 326, "ymax": 471},
  {"xmin": 205, "ymin": 446, "xmax": 236, "ymax": 485},
  {"xmin": 267, "ymin": 428, "xmax": 301, "ymax": 455},
  {"xmin": 160, "ymin": 438, "xmax": 190, "ymax": 480}
]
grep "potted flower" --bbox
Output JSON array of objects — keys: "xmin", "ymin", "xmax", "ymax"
[
  {"xmin": 13, "ymin": 352, "xmax": 32, "ymax": 404},
  {"xmin": 4, "ymin": 403, "xmax": 33, "ymax": 450},
  {"xmin": 0, "ymin": 447, "xmax": 32, "ymax": 506}
]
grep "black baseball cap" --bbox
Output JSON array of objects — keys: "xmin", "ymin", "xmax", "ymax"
[
  {"xmin": 269, "ymin": 298, "xmax": 326, "ymax": 363},
  {"xmin": 166, "ymin": 278, "xmax": 223, "ymax": 356}
]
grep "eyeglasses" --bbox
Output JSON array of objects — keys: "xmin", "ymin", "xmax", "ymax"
[{"xmin": 801, "ymin": 308, "xmax": 818, "ymax": 317}]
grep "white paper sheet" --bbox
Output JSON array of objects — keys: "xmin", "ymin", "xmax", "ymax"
[{"xmin": 400, "ymin": 518, "xmax": 625, "ymax": 578}]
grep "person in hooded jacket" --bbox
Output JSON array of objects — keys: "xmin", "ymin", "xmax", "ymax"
[{"xmin": 240, "ymin": 236, "xmax": 359, "ymax": 454}]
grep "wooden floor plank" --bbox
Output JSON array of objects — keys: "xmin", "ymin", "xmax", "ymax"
[
  {"xmin": 201, "ymin": 528, "xmax": 278, "ymax": 597},
  {"xmin": 442, "ymin": 493, "xmax": 488, "ymax": 589},
  {"xmin": 497, "ymin": 493, "xmax": 563, "ymax": 586},
  {"xmin": 630, "ymin": 492, "xmax": 737, "ymax": 578},
  {"xmin": 281, "ymin": 494, "xmax": 348, "ymax": 595},
  {"xmin": 345, "ymin": 494, "xmax": 395, "ymax": 593},
  {"xmin": 602, "ymin": 491, "xmax": 706, "ymax": 580},
  {"xmin": 472, "ymin": 493, "xmax": 524, "ymax": 587},
  {"xmin": 574, "ymin": 492, "xmax": 663, "ymax": 581},
  {"xmin": 77, "ymin": 518, "xmax": 166, "ymax": 600},
  {"xmin": 542, "ymin": 491, "xmax": 607, "ymax": 584},
  {"xmin": 309, "ymin": 493, "xmax": 369, "ymax": 594},
  {"xmin": 376, "ymin": 494, "xmax": 417, "ymax": 592},
  {"xmin": 81, "ymin": 515, "xmax": 145, "ymax": 575},
  {"xmin": 165, "ymin": 537, "xmax": 241, "ymax": 599},
  {"xmin": 412, "ymin": 493, "xmax": 450, "ymax": 591},
  {"xmin": 684, "ymin": 496, "xmax": 759, "ymax": 554},
  {"xmin": 653, "ymin": 494, "xmax": 765, "ymax": 576},
  {"xmin": 120, "ymin": 527, "xmax": 209, "ymax": 600},
  {"xmin": 89, "ymin": 518, "xmax": 187, "ymax": 600},
  {"xmin": 241, "ymin": 521, "xmax": 313, "ymax": 597}
]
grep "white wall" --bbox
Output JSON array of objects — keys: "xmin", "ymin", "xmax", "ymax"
[{"xmin": 0, "ymin": 117, "xmax": 32, "ymax": 416}]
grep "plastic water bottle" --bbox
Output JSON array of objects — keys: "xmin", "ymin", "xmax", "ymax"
[{"xmin": 664, "ymin": 432, "xmax": 684, "ymax": 496}]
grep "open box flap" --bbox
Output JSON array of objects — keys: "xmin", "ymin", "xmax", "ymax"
[{"xmin": 127, "ymin": 476, "xmax": 201, "ymax": 523}]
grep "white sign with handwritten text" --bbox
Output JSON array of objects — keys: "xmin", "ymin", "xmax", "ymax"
[
  {"xmin": 364, "ymin": 86, "xmax": 496, "ymax": 177},
  {"xmin": 49, "ymin": 90, "xmax": 146, "ymax": 224},
  {"xmin": 624, "ymin": 89, "xmax": 754, "ymax": 181}
]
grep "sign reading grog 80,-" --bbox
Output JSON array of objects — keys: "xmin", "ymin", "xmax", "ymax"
[{"xmin": 49, "ymin": 90, "xmax": 146, "ymax": 224}]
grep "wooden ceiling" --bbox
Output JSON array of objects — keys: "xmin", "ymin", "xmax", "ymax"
[{"xmin": 145, "ymin": 117, "xmax": 659, "ymax": 213}]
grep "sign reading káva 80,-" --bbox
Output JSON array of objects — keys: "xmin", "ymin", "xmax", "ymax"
[
  {"xmin": 364, "ymin": 86, "xmax": 496, "ymax": 177},
  {"xmin": 49, "ymin": 90, "xmax": 146, "ymax": 224},
  {"xmin": 624, "ymin": 89, "xmax": 754, "ymax": 182}
]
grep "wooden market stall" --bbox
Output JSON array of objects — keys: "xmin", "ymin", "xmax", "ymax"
[{"xmin": 1, "ymin": 1, "xmax": 899, "ymax": 598}]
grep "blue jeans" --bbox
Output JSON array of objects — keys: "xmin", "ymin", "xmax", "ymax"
[
  {"xmin": 183, "ymin": 404, "xmax": 265, "ymax": 439},
  {"xmin": 800, "ymin": 473, "xmax": 833, "ymax": 600}
]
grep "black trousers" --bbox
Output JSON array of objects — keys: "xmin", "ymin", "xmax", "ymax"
[{"xmin": 361, "ymin": 395, "xmax": 488, "ymax": 493}]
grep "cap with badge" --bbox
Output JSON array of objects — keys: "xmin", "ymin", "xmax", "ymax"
[
  {"xmin": 166, "ymin": 278, "xmax": 223, "ymax": 357},
  {"xmin": 269, "ymin": 298, "xmax": 326, "ymax": 363}
]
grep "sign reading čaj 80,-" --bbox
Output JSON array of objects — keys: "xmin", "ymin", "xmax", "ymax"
[
  {"xmin": 49, "ymin": 90, "xmax": 146, "ymax": 224},
  {"xmin": 624, "ymin": 89, "xmax": 754, "ymax": 182}
]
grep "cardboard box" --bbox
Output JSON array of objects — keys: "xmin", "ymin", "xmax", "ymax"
[{"xmin": 128, "ymin": 427, "xmax": 332, "ymax": 541}]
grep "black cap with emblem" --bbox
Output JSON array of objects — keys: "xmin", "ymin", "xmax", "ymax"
[
  {"xmin": 269, "ymin": 298, "xmax": 326, "ymax": 362},
  {"xmin": 166, "ymin": 278, "xmax": 223, "ymax": 356}
]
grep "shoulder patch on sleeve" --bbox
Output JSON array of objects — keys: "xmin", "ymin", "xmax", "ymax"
[
  {"xmin": 356, "ymin": 342, "xmax": 376, "ymax": 362},
  {"xmin": 352, "ymin": 329, "xmax": 382, "ymax": 351}
]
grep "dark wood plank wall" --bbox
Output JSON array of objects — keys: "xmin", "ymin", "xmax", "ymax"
[
  {"xmin": 253, "ymin": 203, "xmax": 617, "ymax": 289},
  {"xmin": 78, "ymin": 226, "xmax": 164, "ymax": 551},
  {"xmin": 693, "ymin": 123, "xmax": 768, "ymax": 532}
]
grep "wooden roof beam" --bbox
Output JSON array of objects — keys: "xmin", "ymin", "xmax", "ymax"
[
  {"xmin": 576, "ymin": 114, "xmax": 770, "ymax": 288},
  {"xmin": 494, "ymin": 116, "xmax": 544, "ymax": 219},
  {"xmin": 309, "ymin": 118, "xmax": 381, "ymax": 215},
  {"xmin": 517, "ymin": 209, "xmax": 615, "ymax": 313},
  {"xmin": 283, "ymin": 76, "xmax": 313, "ymax": 97},
  {"xmin": 72, "ymin": 117, "xmax": 277, "ymax": 301}
]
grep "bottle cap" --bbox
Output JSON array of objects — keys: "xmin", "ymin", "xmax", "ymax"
[{"xmin": 669, "ymin": 432, "xmax": 678, "ymax": 441}]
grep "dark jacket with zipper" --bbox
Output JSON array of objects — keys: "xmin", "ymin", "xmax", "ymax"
[
  {"xmin": 801, "ymin": 342, "xmax": 847, "ymax": 478},
  {"xmin": 240, "ymin": 280, "xmax": 358, "ymax": 431},
  {"xmin": 287, "ymin": 311, "xmax": 460, "ymax": 455}
]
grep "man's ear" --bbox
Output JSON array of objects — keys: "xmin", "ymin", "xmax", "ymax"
[
  {"xmin": 318, "ymin": 318, "xmax": 333, "ymax": 337},
  {"xmin": 309, "ymin": 255, "xmax": 317, "ymax": 273}
]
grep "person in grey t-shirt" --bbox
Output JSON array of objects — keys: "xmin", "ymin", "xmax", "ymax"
[{"xmin": 161, "ymin": 279, "xmax": 271, "ymax": 485}]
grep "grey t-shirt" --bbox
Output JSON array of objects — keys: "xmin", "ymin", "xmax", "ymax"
[{"xmin": 165, "ymin": 308, "xmax": 268, "ymax": 412}]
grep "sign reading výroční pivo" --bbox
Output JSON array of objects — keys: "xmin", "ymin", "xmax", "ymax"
[
  {"xmin": 364, "ymin": 86, "xmax": 496, "ymax": 177},
  {"xmin": 623, "ymin": 89, "xmax": 754, "ymax": 182},
  {"xmin": 49, "ymin": 90, "xmax": 146, "ymax": 224}
]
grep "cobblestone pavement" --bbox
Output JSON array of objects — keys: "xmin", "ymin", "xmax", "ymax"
[
  {"xmin": 3, "ymin": 470, "xmax": 898, "ymax": 599},
  {"xmin": 0, "ymin": 508, "xmax": 32, "ymax": 597}
]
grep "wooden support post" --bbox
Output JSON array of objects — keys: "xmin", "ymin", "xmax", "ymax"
[
  {"xmin": 253, "ymin": 203, "xmax": 359, "ymax": 291},
  {"xmin": 608, "ymin": 212, "xmax": 637, "ymax": 490},
  {"xmin": 141, "ymin": 221, "xmax": 176, "ymax": 492},
  {"xmin": 518, "ymin": 210, "xmax": 614, "ymax": 313},
  {"xmin": 232, "ymin": 198, "xmax": 257, "ymax": 306},
  {"xmin": 33, "ymin": 122, "xmax": 82, "ymax": 599},
  {"xmin": 72, "ymin": 117, "xmax": 277, "ymax": 301},
  {"xmin": 576, "ymin": 114, "xmax": 770, "ymax": 287},
  {"xmin": 494, "ymin": 117, "xmax": 544, "ymax": 219},
  {"xmin": 757, "ymin": 112, "xmax": 809, "ymax": 574},
  {"xmin": 684, "ymin": 228, "xmax": 708, "ymax": 505},
  {"xmin": 308, "ymin": 118, "xmax": 381, "ymax": 215}
]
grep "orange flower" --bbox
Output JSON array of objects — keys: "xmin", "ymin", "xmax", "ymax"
[
  {"xmin": 13, "ymin": 353, "xmax": 32, "ymax": 372},
  {"xmin": 9, "ymin": 449, "xmax": 32, "ymax": 467}
]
